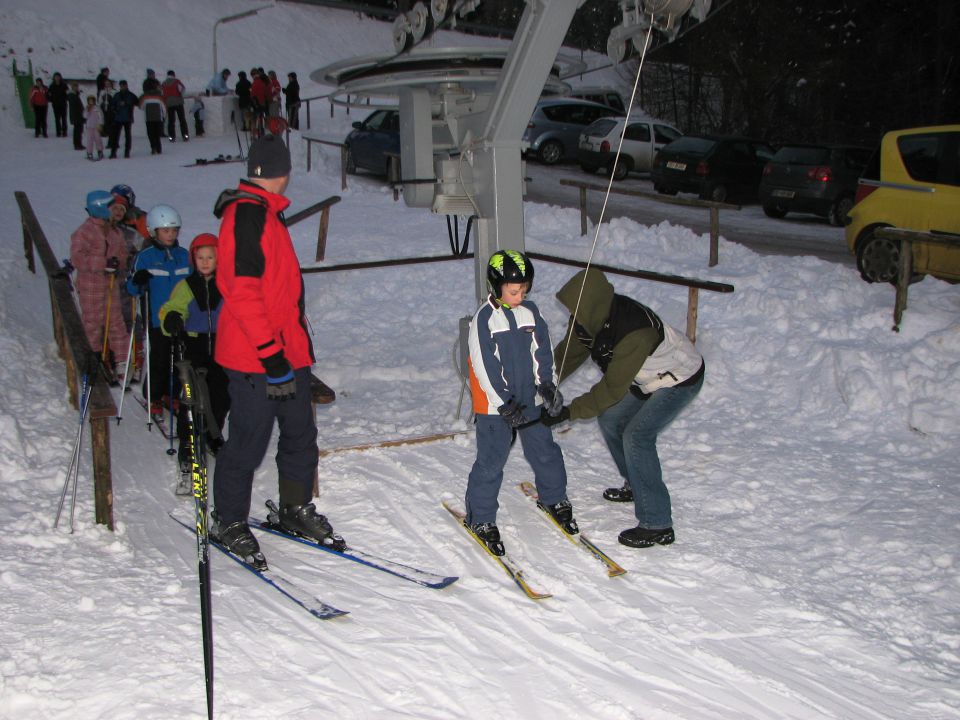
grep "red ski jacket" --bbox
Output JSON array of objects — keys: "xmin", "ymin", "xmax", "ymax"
[{"xmin": 213, "ymin": 181, "xmax": 314, "ymax": 373}]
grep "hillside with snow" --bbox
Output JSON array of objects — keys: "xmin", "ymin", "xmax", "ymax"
[{"xmin": 0, "ymin": 2, "xmax": 958, "ymax": 719}]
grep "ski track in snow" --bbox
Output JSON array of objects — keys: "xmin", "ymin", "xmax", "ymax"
[{"xmin": 1, "ymin": 1, "xmax": 959, "ymax": 718}]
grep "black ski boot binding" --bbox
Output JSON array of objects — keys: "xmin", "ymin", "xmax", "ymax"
[
  {"xmin": 470, "ymin": 522, "xmax": 505, "ymax": 556},
  {"xmin": 540, "ymin": 499, "xmax": 579, "ymax": 535},
  {"xmin": 275, "ymin": 502, "xmax": 347, "ymax": 551},
  {"xmin": 212, "ymin": 514, "xmax": 267, "ymax": 569}
]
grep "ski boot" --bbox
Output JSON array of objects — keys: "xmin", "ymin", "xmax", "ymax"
[
  {"xmin": 272, "ymin": 501, "xmax": 346, "ymax": 551},
  {"xmin": 603, "ymin": 482, "xmax": 634, "ymax": 503},
  {"xmin": 212, "ymin": 514, "xmax": 267, "ymax": 569},
  {"xmin": 618, "ymin": 525, "xmax": 675, "ymax": 548},
  {"xmin": 539, "ymin": 499, "xmax": 579, "ymax": 535},
  {"xmin": 470, "ymin": 522, "xmax": 505, "ymax": 557}
]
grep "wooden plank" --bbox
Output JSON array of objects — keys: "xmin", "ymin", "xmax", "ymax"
[{"xmin": 90, "ymin": 418, "xmax": 114, "ymax": 530}]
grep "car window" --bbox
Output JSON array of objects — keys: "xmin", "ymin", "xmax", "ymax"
[
  {"xmin": 898, "ymin": 132, "xmax": 960, "ymax": 186},
  {"xmin": 665, "ymin": 136, "xmax": 715, "ymax": 155},
  {"xmin": 541, "ymin": 105, "xmax": 565, "ymax": 122},
  {"xmin": 727, "ymin": 142, "xmax": 753, "ymax": 162},
  {"xmin": 585, "ymin": 118, "xmax": 618, "ymax": 137},
  {"xmin": 364, "ymin": 110, "xmax": 392, "ymax": 131},
  {"xmin": 754, "ymin": 143, "xmax": 776, "ymax": 162},
  {"xmin": 580, "ymin": 106, "xmax": 612, "ymax": 125},
  {"xmin": 840, "ymin": 148, "xmax": 871, "ymax": 169},
  {"xmin": 654, "ymin": 125, "xmax": 681, "ymax": 143},
  {"xmin": 605, "ymin": 94, "xmax": 625, "ymax": 112},
  {"xmin": 624, "ymin": 122, "xmax": 650, "ymax": 142},
  {"xmin": 773, "ymin": 146, "xmax": 830, "ymax": 165}
]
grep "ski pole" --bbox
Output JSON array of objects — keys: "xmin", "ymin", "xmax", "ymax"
[
  {"xmin": 176, "ymin": 355, "xmax": 214, "ymax": 720},
  {"xmin": 144, "ymin": 289, "xmax": 153, "ymax": 432},
  {"xmin": 101, "ymin": 273, "xmax": 116, "ymax": 364},
  {"xmin": 55, "ymin": 357, "xmax": 96, "ymax": 532},
  {"xmin": 116, "ymin": 297, "xmax": 138, "ymax": 424},
  {"xmin": 167, "ymin": 337, "xmax": 176, "ymax": 456}
]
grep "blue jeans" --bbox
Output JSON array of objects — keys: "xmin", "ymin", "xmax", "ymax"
[{"xmin": 597, "ymin": 375, "xmax": 703, "ymax": 529}]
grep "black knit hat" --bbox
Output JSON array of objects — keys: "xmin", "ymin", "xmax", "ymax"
[{"xmin": 248, "ymin": 135, "xmax": 291, "ymax": 179}]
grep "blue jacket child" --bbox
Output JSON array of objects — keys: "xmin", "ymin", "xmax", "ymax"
[{"xmin": 126, "ymin": 204, "xmax": 191, "ymax": 415}]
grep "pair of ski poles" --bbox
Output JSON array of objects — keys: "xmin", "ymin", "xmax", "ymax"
[{"xmin": 54, "ymin": 356, "xmax": 98, "ymax": 533}]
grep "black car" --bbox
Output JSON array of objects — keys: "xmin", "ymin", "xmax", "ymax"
[
  {"xmin": 759, "ymin": 144, "xmax": 871, "ymax": 225},
  {"xmin": 344, "ymin": 109, "xmax": 400, "ymax": 176},
  {"xmin": 651, "ymin": 135, "xmax": 775, "ymax": 203}
]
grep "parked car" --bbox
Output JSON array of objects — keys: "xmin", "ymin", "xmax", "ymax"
[
  {"xmin": 578, "ymin": 116, "xmax": 682, "ymax": 180},
  {"xmin": 651, "ymin": 135, "xmax": 775, "ymax": 203},
  {"xmin": 344, "ymin": 109, "xmax": 400, "ymax": 176},
  {"xmin": 566, "ymin": 87, "xmax": 628, "ymax": 113},
  {"xmin": 845, "ymin": 124, "xmax": 960, "ymax": 283},
  {"xmin": 523, "ymin": 98, "xmax": 623, "ymax": 165},
  {"xmin": 759, "ymin": 144, "xmax": 871, "ymax": 226}
]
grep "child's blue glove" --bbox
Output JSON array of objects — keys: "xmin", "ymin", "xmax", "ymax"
[{"xmin": 498, "ymin": 398, "xmax": 528, "ymax": 429}]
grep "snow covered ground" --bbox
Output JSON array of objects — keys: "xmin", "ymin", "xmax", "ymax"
[{"xmin": 1, "ymin": 2, "xmax": 958, "ymax": 719}]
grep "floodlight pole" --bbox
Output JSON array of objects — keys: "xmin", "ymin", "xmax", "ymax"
[{"xmin": 213, "ymin": 6, "xmax": 271, "ymax": 77}]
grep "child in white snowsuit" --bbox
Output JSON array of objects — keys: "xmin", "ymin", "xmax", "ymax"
[{"xmin": 83, "ymin": 95, "xmax": 104, "ymax": 159}]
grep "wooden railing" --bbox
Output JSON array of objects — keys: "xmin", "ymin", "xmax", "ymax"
[
  {"xmin": 875, "ymin": 228, "xmax": 960, "ymax": 331},
  {"xmin": 302, "ymin": 135, "xmax": 348, "ymax": 189},
  {"xmin": 16, "ymin": 191, "xmax": 117, "ymax": 530},
  {"xmin": 286, "ymin": 195, "xmax": 342, "ymax": 262},
  {"xmin": 559, "ymin": 178, "xmax": 741, "ymax": 267}
]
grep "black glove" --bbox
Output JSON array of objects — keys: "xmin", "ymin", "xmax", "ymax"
[
  {"xmin": 540, "ymin": 405, "xmax": 570, "ymax": 427},
  {"xmin": 497, "ymin": 398, "xmax": 528, "ymax": 429},
  {"xmin": 105, "ymin": 256, "xmax": 120, "ymax": 273},
  {"xmin": 132, "ymin": 269, "xmax": 151, "ymax": 287},
  {"xmin": 163, "ymin": 311, "xmax": 184, "ymax": 337},
  {"xmin": 262, "ymin": 351, "xmax": 296, "ymax": 401},
  {"xmin": 538, "ymin": 382, "xmax": 564, "ymax": 417}
]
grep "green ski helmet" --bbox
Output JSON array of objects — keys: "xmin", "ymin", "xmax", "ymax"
[{"xmin": 487, "ymin": 249, "xmax": 534, "ymax": 297}]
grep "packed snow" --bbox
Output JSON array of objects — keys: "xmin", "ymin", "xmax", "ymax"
[{"xmin": 0, "ymin": 1, "xmax": 958, "ymax": 719}]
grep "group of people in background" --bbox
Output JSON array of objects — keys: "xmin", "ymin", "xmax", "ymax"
[{"xmin": 30, "ymin": 65, "xmax": 302, "ymax": 159}]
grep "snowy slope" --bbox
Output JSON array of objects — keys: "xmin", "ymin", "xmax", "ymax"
[{"xmin": 1, "ymin": 2, "xmax": 958, "ymax": 719}]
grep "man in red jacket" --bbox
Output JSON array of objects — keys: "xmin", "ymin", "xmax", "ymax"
[{"xmin": 211, "ymin": 135, "xmax": 341, "ymax": 565}]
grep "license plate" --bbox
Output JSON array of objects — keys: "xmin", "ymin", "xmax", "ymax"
[
  {"xmin": 772, "ymin": 189, "xmax": 795, "ymax": 198},
  {"xmin": 666, "ymin": 161, "xmax": 686, "ymax": 171}
]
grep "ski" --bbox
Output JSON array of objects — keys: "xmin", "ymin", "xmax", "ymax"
[
  {"xmin": 441, "ymin": 501, "xmax": 551, "ymax": 600},
  {"xmin": 133, "ymin": 394, "xmax": 176, "ymax": 440},
  {"xmin": 252, "ymin": 503, "xmax": 458, "ymax": 590},
  {"xmin": 170, "ymin": 514, "xmax": 348, "ymax": 621},
  {"xmin": 183, "ymin": 155, "xmax": 244, "ymax": 167},
  {"xmin": 518, "ymin": 482, "xmax": 626, "ymax": 578}
]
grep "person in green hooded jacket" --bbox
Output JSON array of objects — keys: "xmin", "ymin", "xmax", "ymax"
[{"xmin": 543, "ymin": 268, "xmax": 705, "ymax": 549}]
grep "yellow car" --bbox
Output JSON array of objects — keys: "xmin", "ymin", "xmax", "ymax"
[{"xmin": 845, "ymin": 125, "xmax": 960, "ymax": 283}]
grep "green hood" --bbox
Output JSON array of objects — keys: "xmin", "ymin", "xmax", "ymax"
[{"xmin": 555, "ymin": 269, "xmax": 614, "ymax": 335}]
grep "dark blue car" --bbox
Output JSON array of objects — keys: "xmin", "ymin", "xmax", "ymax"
[{"xmin": 344, "ymin": 109, "xmax": 400, "ymax": 176}]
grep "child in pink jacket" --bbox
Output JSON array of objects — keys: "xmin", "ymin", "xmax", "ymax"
[{"xmin": 70, "ymin": 190, "xmax": 130, "ymax": 380}]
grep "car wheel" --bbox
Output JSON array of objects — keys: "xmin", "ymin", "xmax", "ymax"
[
  {"xmin": 609, "ymin": 158, "xmax": 629, "ymax": 181},
  {"xmin": 580, "ymin": 162, "xmax": 598, "ymax": 174},
  {"xmin": 345, "ymin": 147, "xmax": 357, "ymax": 175},
  {"xmin": 829, "ymin": 196, "xmax": 854, "ymax": 227},
  {"xmin": 762, "ymin": 203, "xmax": 787, "ymax": 219},
  {"xmin": 856, "ymin": 228, "xmax": 900, "ymax": 284},
  {"xmin": 701, "ymin": 183, "xmax": 727, "ymax": 203},
  {"xmin": 538, "ymin": 140, "xmax": 563, "ymax": 165}
]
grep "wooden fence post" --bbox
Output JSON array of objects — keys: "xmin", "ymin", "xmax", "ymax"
[
  {"xmin": 709, "ymin": 207, "xmax": 719, "ymax": 267},
  {"xmin": 90, "ymin": 418, "xmax": 114, "ymax": 530},
  {"xmin": 579, "ymin": 186, "xmax": 588, "ymax": 236},
  {"xmin": 686, "ymin": 287, "xmax": 700, "ymax": 343},
  {"xmin": 893, "ymin": 238, "xmax": 913, "ymax": 332}
]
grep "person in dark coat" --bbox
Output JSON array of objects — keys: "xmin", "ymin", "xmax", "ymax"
[
  {"xmin": 234, "ymin": 71, "xmax": 252, "ymax": 130},
  {"xmin": 142, "ymin": 68, "xmax": 159, "ymax": 94},
  {"xmin": 108, "ymin": 80, "xmax": 138, "ymax": 158},
  {"xmin": 282, "ymin": 72, "xmax": 300, "ymax": 130},
  {"xmin": 48, "ymin": 72, "xmax": 69, "ymax": 137},
  {"xmin": 67, "ymin": 83, "xmax": 85, "ymax": 150},
  {"xmin": 96, "ymin": 67, "xmax": 110, "ymax": 93}
]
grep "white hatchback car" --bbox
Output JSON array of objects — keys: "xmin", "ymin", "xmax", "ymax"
[{"xmin": 578, "ymin": 116, "xmax": 682, "ymax": 180}]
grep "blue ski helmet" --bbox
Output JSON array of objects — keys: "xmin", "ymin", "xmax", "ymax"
[
  {"xmin": 86, "ymin": 190, "xmax": 114, "ymax": 219},
  {"xmin": 110, "ymin": 184, "xmax": 135, "ymax": 207}
]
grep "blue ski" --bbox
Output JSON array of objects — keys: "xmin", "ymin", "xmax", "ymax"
[
  {"xmin": 170, "ymin": 514, "xmax": 348, "ymax": 620},
  {"xmin": 251, "ymin": 513, "xmax": 458, "ymax": 590}
]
